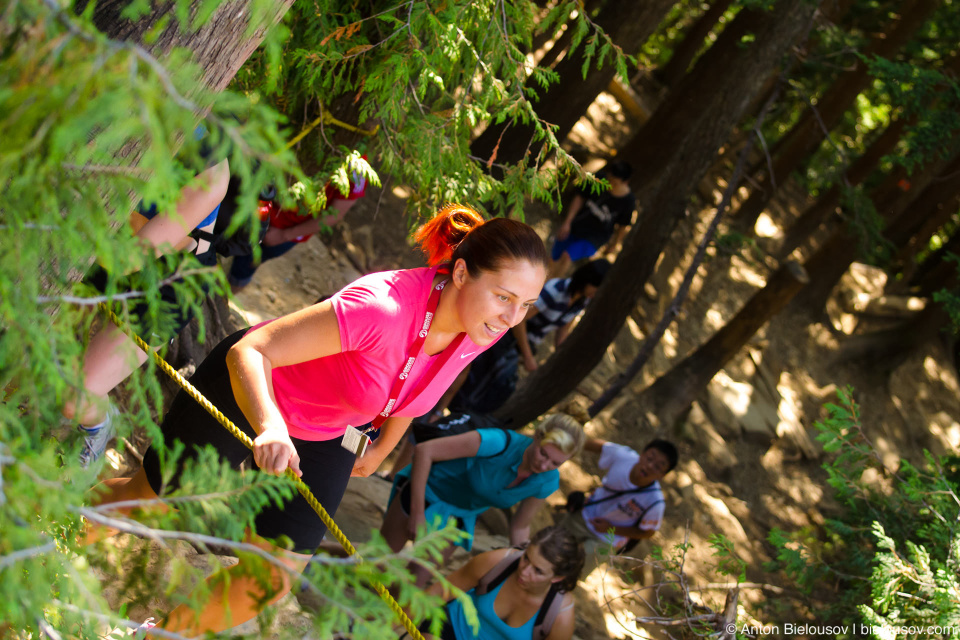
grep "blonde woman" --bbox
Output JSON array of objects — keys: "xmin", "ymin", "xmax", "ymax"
[{"xmin": 381, "ymin": 414, "xmax": 584, "ymax": 584}]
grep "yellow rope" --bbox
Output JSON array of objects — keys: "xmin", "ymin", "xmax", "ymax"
[
  {"xmin": 97, "ymin": 302, "xmax": 424, "ymax": 640},
  {"xmin": 285, "ymin": 109, "xmax": 379, "ymax": 150}
]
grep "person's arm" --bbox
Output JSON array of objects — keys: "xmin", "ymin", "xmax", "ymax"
[
  {"xmin": 544, "ymin": 594, "xmax": 576, "ymax": 640},
  {"xmin": 225, "ymin": 300, "xmax": 344, "ymax": 476},
  {"xmin": 263, "ymin": 199, "xmax": 358, "ymax": 246},
  {"xmin": 553, "ymin": 321, "xmax": 572, "ymax": 348},
  {"xmin": 135, "ymin": 159, "xmax": 230, "ymax": 256},
  {"xmin": 602, "ymin": 223, "xmax": 630, "ymax": 258},
  {"xmin": 509, "ymin": 496, "xmax": 545, "ymax": 546},
  {"xmin": 583, "ymin": 438, "xmax": 607, "ymax": 454},
  {"xmin": 351, "ymin": 415, "xmax": 412, "ymax": 477},
  {"xmin": 588, "ymin": 518, "xmax": 656, "ymax": 540},
  {"xmin": 407, "ymin": 431, "xmax": 484, "ymax": 538},
  {"xmin": 262, "ymin": 217, "xmax": 321, "ymax": 246},
  {"xmin": 555, "ymin": 194, "xmax": 585, "ymax": 241},
  {"xmin": 425, "ymin": 548, "xmax": 511, "ymax": 600},
  {"xmin": 429, "ymin": 365, "xmax": 470, "ymax": 423},
  {"xmin": 511, "ymin": 306, "xmax": 540, "ymax": 372}
]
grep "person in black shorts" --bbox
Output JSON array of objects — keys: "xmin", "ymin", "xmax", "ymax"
[
  {"xmin": 63, "ymin": 158, "xmax": 230, "ymax": 467},
  {"xmin": 550, "ymin": 161, "xmax": 635, "ymax": 278}
]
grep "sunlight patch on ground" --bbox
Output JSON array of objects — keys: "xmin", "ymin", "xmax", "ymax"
[
  {"xmin": 626, "ymin": 315, "xmax": 645, "ymax": 341},
  {"xmin": 924, "ymin": 355, "xmax": 960, "ymax": 394},
  {"xmin": 692, "ymin": 483, "xmax": 751, "ymax": 553},
  {"xmin": 872, "ymin": 435, "xmax": 904, "ymax": 472},
  {"xmin": 661, "ymin": 326, "xmax": 679, "ymax": 359},
  {"xmin": 928, "ymin": 411, "xmax": 960, "ymax": 450},
  {"xmin": 705, "ymin": 307, "xmax": 726, "ymax": 332},
  {"xmin": 725, "ymin": 259, "xmax": 767, "ymax": 288},
  {"xmin": 391, "ymin": 184, "xmax": 412, "ymax": 198},
  {"xmin": 754, "ymin": 212, "xmax": 782, "ymax": 239},
  {"xmin": 581, "ymin": 568, "xmax": 650, "ymax": 640}
]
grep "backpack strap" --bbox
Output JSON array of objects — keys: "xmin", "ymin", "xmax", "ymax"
[
  {"xmin": 583, "ymin": 482, "xmax": 660, "ymax": 508},
  {"xmin": 630, "ymin": 498, "xmax": 665, "ymax": 530},
  {"xmin": 533, "ymin": 585, "xmax": 564, "ymax": 640},
  {"xmin": 479, "ymin": 430, "xmax": 513, "ymax": 459},
  {"xmin": 475, "ymin": 548, "xmax": 523, "ymax": 595},
  {"xmin": 618, "ymin": 498, "xmax": 666, "ymax": 556},
  {"xmin": 189, "ymin": 229, "xmax": 217, "ymax": 243}
]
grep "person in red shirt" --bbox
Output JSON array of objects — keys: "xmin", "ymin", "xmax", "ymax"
[{"xmin": 227, "ymin": 172, "xmax": 367, "ymax": 291}]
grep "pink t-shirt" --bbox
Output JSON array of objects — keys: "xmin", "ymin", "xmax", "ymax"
[{"xmin": 255, "ymin": 266, "xmax": 492, "ymax": 441}]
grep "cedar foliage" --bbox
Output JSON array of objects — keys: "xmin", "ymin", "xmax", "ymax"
[{"xmin": 770, "ymin": 388, "xmax": 960, "ymax": 632}]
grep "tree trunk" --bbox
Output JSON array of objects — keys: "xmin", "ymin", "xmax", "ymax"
[
  {"xmin": 733, "ymin": 0, "xmax": 940, "ymax": 232},
  {"xmin": 789, "ymin": 144, "xmax": 960, "ymax": 314},
  {"xmin": 470, "ymin": 0, "xmax": 675, "ymax": 166},
  {"xmin": 777, "ymin": 115, "xmax": 910, "ymax": 259},
  {"xmin": 494, "ymin": 0, "xmax": 821, "ymax": 428},
  {"xmin": 909, "ymin": 229, "xmax": 960, "ymax": 295},
  {"xmin": 86, "ymin": 0, "xmax": 293, "ymax": 93},
  {"xmin": 836, "ymin": 299, "xmax": 952, "ymax": 369},
  {"xmin": 636, "ymin": 262, "xmax": 809, "ymax": 428},
  {"xmin": 886, "ymin": 154, "xmax": 960, "ymax": 252},
  {"xmin": 654, "ymin": 0, "xmax": 736, "ymax": 89}
]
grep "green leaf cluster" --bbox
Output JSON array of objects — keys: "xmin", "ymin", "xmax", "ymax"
[{"xmin": 770, "ymin": 388, "xmax": 960, "ymax": 633}]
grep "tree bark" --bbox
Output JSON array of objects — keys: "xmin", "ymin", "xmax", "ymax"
[
  {"xmin": 885, "ymin": 154, "xmax": 960, "ymax": 253},
  {"xmin": 907, "ymin": 225, "xmax": 960, "ymax": 292},
  {"xmin": 635, "ymin": 262, "xmax": 809, "ymax": 428},
  {"xmin": 777, "ymin": 115, "xmax": 910, "ymax": 259},
  {"xmin": 732, "ymin": 0, "xmax": 941, "ymax": 232},
  {"xmin": 86, "ymin": 0, "xmax": 293, "ymax": 92},
  {"xmin": 654, "ymin": 0, "xmax": 736, "ymax": 89},
  {"xmin": 494, "ymin": 0, "xmax": 821, "ymax": 428},
  {"xmin": 470, "ymin": 0, "xmax": 675, "ymax": 166}
]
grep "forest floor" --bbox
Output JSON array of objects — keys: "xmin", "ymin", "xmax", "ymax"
[{"xmin": 96, "ymin": 85, "xmax": 960, "ymax": 639}]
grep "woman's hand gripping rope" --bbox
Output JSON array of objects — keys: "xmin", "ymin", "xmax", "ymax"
[{"xmin": 94, "ymin": 303, "xmax": 427, "ymax": 640}]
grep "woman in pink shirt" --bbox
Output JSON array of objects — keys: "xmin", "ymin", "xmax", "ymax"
[{"xmin": 88, "ymin": 204, "xmax": 547, "ymax": 635}]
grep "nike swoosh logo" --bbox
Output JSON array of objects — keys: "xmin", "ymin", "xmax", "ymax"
[{"xmin": 460, "ymin": 351, "xmax": 478, "ymax": 359}]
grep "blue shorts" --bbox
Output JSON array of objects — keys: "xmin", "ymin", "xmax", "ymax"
[{"xmin": 551, "ymin": 236, "xmax": 598, "ymax": 262}]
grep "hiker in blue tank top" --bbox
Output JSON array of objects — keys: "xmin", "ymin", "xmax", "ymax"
[
  {"xmin": 381, "ymin": 414, "xmax": 585, "ymax": 586},
  {"xmin": 558, "ymin": 438, "xmax": 678, "ymax": 576},
  {"xmin": 421, "ymin": 525, "xmax": 583, "ymax": 640}
]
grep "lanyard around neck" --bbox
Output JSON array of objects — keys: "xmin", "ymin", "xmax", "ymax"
[{"xmin": 366, "ymin": 277, "xmax": 464, "ymax": 432}]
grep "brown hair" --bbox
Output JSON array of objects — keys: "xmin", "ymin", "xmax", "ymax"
[
  {"xmin": 529, "ymin": 525, "xmax": 584, "ymax": 592},
  {"xmin": 413, "ymin": 203, "xmax": 547, "ymax": 277}
]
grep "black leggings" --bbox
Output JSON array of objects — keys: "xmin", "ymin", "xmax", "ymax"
[{"xmin": 141, "ymin": 329, "xmax": 356, "ymax": 553}]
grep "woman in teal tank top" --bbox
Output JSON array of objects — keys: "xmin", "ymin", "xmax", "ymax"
[{"xmin": 423, "ymin": 526, "xmax": 584, "ymax": 640}]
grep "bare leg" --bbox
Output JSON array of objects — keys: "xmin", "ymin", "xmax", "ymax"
[
  {"xmin": 379, "ymin": 492, "xmax": 412, "ymax": 553},
  {"xmin": 63, "ymin": 324, "xmax": 149, "ymax": 426},
  {"xmin": 83, "ymin": 467, "xmax": 163, "ymax": 545},
  {"xmin": 160, "ymin": 533, "xmax": 310, "ymax": 635},
  {"xmin": 379, "ymin": 494, "xmax": 459, "ymax": 588},
  {"xmin": 412, "ymin": 542, "xmax": 456, "ymax": 588},
  {"xmin": 389, "ymin": 439, "xmax": 415, "ymax": 479}
]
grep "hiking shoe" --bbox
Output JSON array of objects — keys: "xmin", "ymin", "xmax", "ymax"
[
  {"xmin": 78, "ymin": 404, "xmax": 118, "ymax": 468},
  {"xmin": 132, "ymin": 618, "xmax": 156, "ymax": 638}
]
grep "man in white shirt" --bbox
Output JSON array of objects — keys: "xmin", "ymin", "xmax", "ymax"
[{"xmin": 559, "ymin": 438, "xmax": 678, "ymax": 575}]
